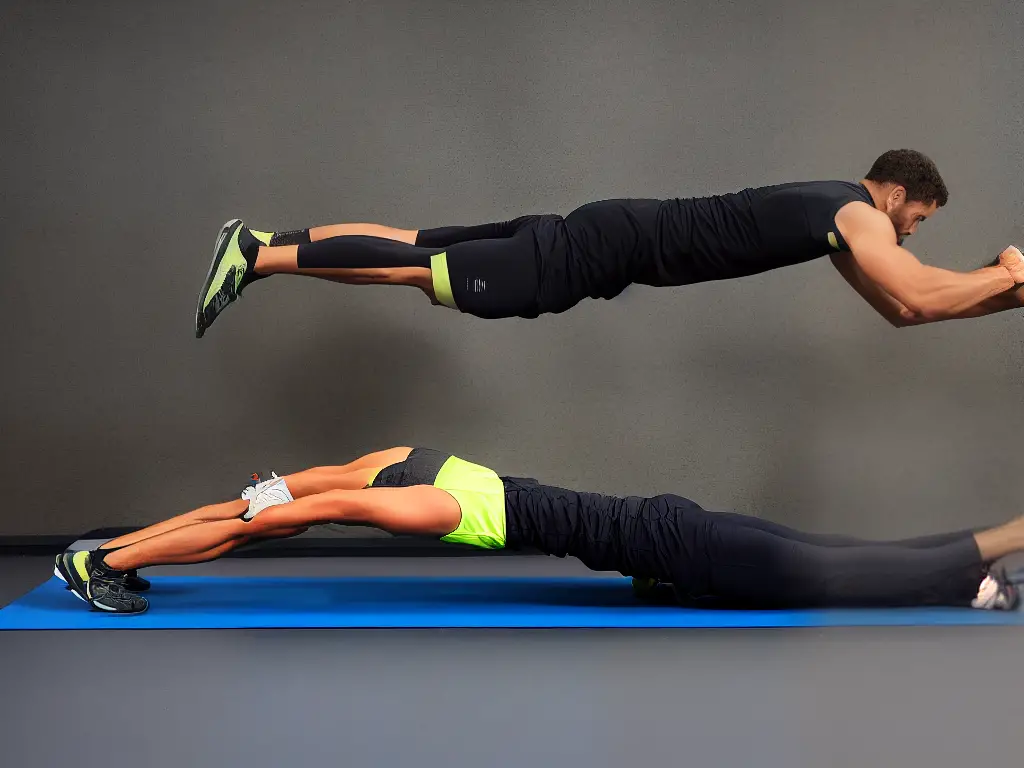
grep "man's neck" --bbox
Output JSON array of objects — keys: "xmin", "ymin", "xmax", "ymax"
[{"xmin": 859, "ymin": 179, "xmax": 888, "ymax": 211}]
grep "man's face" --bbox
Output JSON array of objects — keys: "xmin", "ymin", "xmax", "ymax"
[{"xmin": 883, "ymin": 187, "xmax": 938, "ymax": 245}]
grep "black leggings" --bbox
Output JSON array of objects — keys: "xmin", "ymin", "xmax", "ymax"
[
  {"xmin": 295, "ymin": 216, "xmax": 545, "ymax": 318},
  {"xmin": 657, "ymin": 500, "xmax": 985, "ymax": 608},
  {"xmin": 504, "ymin": 481, "xmax": 986, "ymax": 609},
  {"xmin": 294, "ymin": 201, "xmax": 659, "ymax": 318}
]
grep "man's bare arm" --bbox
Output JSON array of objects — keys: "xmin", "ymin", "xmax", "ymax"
[
  {"xmin": 830, "ymin": 253, "xmax": 916, "ymax": 326},
  {"xmin": 831, "ymin": 252, "xmax": 1024, "ymax": 326},
  {"xmin": 835, "ymin": 203, "xmax": 1024, "ymax": 321}
]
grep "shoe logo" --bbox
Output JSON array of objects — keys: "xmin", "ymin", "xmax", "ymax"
[
  {"xmin": 232, "ymin": 265, "xmax": 245, "ymax": 292},
  {"xmin": 211, "ymin": 291, "xmax": 231, "ymax": 313},
  {"xmin": 473, "ymin": 278, "xmax": 487, "ymax": 293}
]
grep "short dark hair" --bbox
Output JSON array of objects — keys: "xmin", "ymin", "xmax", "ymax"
[{"xmin": 864, "ymin": 149, "xmax": 949, "ymax": 207}]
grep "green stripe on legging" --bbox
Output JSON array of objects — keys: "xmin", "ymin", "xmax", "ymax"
[{"xmin": 430, "ymin": 252, "xmax": 459, "ymax": 310}]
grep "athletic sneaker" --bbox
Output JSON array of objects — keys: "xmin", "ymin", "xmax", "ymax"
[
  {"xmin": 87, "ymin": 573, "xmax": 149, "ymax": 615},
  {"xmin": 971, "ymin": 573, "xmax": 1019, "ymax": 610},
  {"xmin": 54, "ymin": 551, "xmax": 91, "ymax": 603},
  {"xmin": 195, "ymin": 220, "xmax": 273, "ymax": 338},
  {"xmin": 54, "ymin": 553, "xmax": 150, "ymax": 593},
  {"xmin": 241, "ymin": 472, "xmax": 294, "ymax": 521},
  {"xmin": 54, "ymin": 551, "xmax": 149, "ymax": 614}
]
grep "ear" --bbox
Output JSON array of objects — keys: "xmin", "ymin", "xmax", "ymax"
[{"xmin": 888, "ymin": 185, "xmax": 907, "ymax": 206}]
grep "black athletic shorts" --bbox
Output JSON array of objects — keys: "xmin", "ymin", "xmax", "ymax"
[{"xmin": 414, "ymin": 199, "xmax": 663, "ymax": 318}]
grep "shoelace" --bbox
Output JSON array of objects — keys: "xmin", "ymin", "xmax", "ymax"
[
  {"xmin": 92, "ymin": 578, "xmax": 137, "ymax": 604},
  {"xmin": 241, "ymin": 472, "xmax": 281, "ymax": 502}
]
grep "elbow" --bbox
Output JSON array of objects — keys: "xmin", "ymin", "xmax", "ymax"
[
  {"xmin": 888, "ymin": 309, "xmax": 919, "ymax": 328},
  {"xmin": 913, "ymin": 303, "xmax": 948, "ymax": 323},
  {"xmin": 897, "ymin": 294, "xmax": 945, "ymax": 324},
  {"xmin": 885, "ymin": 302, "xmax": 933, "ymax": 328}
]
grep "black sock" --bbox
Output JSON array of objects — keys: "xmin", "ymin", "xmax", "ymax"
[
  {"xmin": 269, "ymin": 228, "xmax": 311, "ymax": 246},
  {"xmin": 91, "ymin": 546, "xmax": 129, "ymax": 573},
  {"xmin": 238, "ymin": 228, "xmax": 268, "ymax": 286},
  {"xmin": 90, "ymin": 549, "xmax": 113, "ymax": 572}
]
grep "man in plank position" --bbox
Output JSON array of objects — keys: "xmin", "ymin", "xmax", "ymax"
[{"xmin": 196, "ymin": 149, "xmax": 1024, "ymax": 336}]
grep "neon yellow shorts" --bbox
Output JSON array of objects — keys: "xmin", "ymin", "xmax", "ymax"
[
  {"xmin": 367, "ymin": 449, "xmax": 506, "ymax": 549},
  {"xmin": 434, "ymin": 455, "xmax": 506, "ymax": 549}
]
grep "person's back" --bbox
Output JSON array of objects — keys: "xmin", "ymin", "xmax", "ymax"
[{"xmin": 645, "ymin": 180, "xmax": 876, "ymax": 286}]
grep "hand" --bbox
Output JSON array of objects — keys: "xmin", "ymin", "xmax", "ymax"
[{"xmin": 998, "ymin": 245, "xmax": 1024, "ymax": 283}]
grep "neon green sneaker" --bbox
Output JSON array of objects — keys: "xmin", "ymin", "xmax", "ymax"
[
  {"xmin": 195, "ymin": 220, "xmax": 273, "ymax": 338},
  {"xmin": 54, "ymin": 551, "xmax": 91, "ymax": 603}
]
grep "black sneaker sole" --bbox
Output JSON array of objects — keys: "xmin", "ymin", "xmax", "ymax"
[
  {"xmin": 88, "ymin": 597, "xmax": 149, "ymax": 615},
  {"xmin": 195, "ymin": 218, "xmax": 242, "ymax": 338}
]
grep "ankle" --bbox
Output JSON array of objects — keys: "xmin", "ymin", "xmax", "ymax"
[
  {"xmin": 97, "ymin": 548, "xmax": 130, "ymax": 572},
  {"xmin": 253, "ymin": 245, "xmax": 271, "ymax": 275},
  {"xmin": 254, "ymin": 244, "xmax": 296, "ymax": 275}
]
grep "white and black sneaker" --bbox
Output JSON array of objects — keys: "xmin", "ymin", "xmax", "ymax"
[
  {"xmin": 241, "ymin": 472, "xmax": 294, "ymax": 521},
  {"xmin": 971, "ymin": 574, "xmax": 1019, "ymax": 610}
]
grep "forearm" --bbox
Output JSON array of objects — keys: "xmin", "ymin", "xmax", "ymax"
[
  {"xmin": 99, "ymin": 466, "xmax": 373, "ymax": 552},
  {"xmin": 101, "ymin": 499, "xmax": 249, "ymax": 550},
  {"xmin": 929, "ymin": 285, "xmax": 1024, "ymax": 321},
  {"xmin": 104, "ymin": 521, "xmax": 308, "ymax": 571},
  {"xmin": 104, "ymin": 519, "xmax": 252, "ymax": 571},
  {"xmin": 908, "ymin": 264, "xmax": 1015, "ymax": 319},
  {"xmin": 898, "ymin": 281, "xmax": 1024, "ymax": 325}
]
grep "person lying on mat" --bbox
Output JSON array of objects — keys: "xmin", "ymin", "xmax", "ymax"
[
  {"xmin": 56, "ymin": 446, "xmax": 1021, "ymax": 615},
  {"xmin": 196, "ymin": 149, "xmax": 1024, "ymax": 337}
]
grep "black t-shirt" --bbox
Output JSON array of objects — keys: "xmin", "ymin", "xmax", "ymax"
[{"xmin": 639, "ymin": 180, "xmax": 875, "ymax": 286}]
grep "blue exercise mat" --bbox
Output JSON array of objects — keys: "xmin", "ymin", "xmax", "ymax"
[{"xmin": 3, "ymin": 576, "xmax": 1024, "ymax": 630}]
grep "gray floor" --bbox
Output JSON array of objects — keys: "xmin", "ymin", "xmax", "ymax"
[{"xmin": 2, "ymin": 555, "xmax": 1023, "ymax": 768}]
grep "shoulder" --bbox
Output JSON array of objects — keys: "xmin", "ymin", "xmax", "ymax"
[
  {"xmin": 835, "ymin": 200, "xmax": 885, "ymax": 226},
  {"xmin": 835, "ymin": 201, "xmax": 896, "ymax": 246}
]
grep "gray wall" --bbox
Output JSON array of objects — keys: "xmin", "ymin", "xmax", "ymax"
[{"xmin": 2, "ymin": 0, "xmax": 1022, "ymax": 536}]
